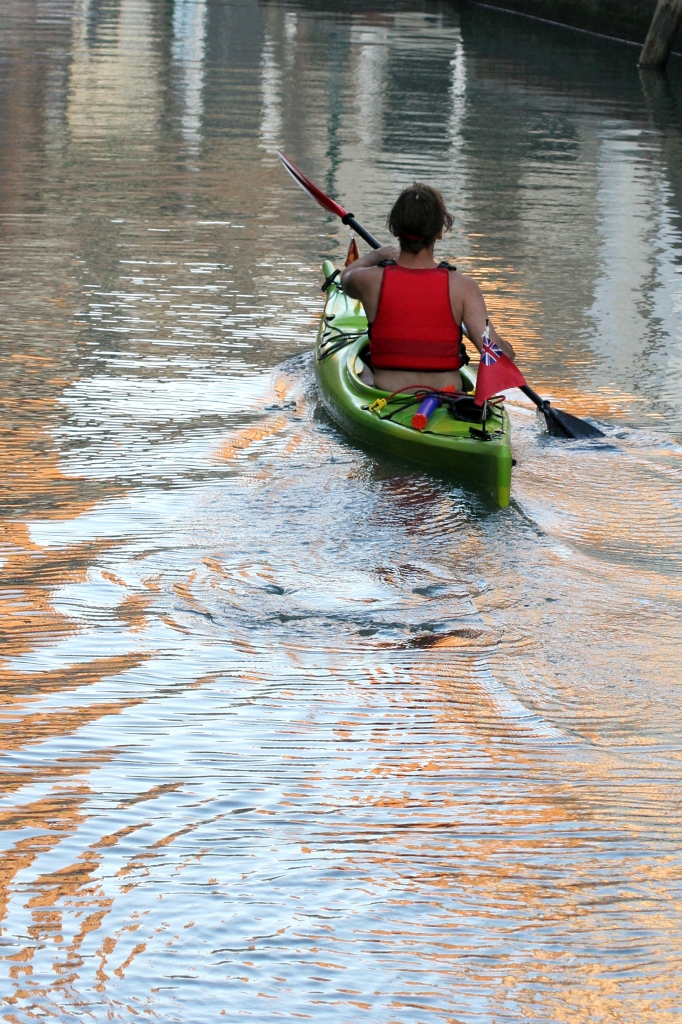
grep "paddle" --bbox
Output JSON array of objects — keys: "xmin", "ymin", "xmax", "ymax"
[
  {"xmin": 277, "ymin": 150, "xmax": 381, "ymax": 249},
  {"xmin": 520, "ymin": 384, "xmax": 604, "ymax": 439},
  {"xmin": 277, "ymin": 151, "xmax": 605, "ymax": 441}
]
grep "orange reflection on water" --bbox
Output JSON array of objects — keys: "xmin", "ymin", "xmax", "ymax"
[{"xmin": 0, "ymin": 325, "xmax": 165, "ymax": 1009}]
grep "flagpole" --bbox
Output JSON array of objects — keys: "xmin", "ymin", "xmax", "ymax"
[{"xmin": 482, "ymin": 321, "xmax": 489, "ymax": 422}]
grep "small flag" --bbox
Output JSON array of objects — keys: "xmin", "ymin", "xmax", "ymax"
[
  {"xmin": 345, "ymin": 236, "xmax": 359, "ymax": 266},
  {"xmin": 474, "ymin": 321, "xmax": 526, "ymax": 406}
]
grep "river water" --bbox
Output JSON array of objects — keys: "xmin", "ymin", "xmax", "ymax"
[{"xmin": 1, "ymin": 1, "xmax": 681, "ymax": 1020}]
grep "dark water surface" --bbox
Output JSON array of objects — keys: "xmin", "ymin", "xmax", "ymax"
[{"xmin": 1, "ymin": 1, "xmax": 682, "ymax": 1020}]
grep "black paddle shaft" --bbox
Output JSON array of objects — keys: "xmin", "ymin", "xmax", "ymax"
[
  {"xmin": 341, "ymin": 213, "xmax": 381, "ymax": 250},
  {"xmin": 521, "ymin": 383, "xmax": 549, "ymax": 411}
]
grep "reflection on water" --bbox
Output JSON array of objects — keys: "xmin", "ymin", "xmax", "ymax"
[{"xmin": 1, "ymin": 0, "xmax": 681, "ymax": 1019}]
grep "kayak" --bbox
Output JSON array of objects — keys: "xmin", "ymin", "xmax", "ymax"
[{"xmin": 314, "ymin": 260, "xmax": 513, "ymax": 507}]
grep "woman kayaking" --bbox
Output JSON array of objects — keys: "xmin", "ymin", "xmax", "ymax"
[{"xmin": 340, "ymin": 183, "xmax": 516, "ymax": 393}]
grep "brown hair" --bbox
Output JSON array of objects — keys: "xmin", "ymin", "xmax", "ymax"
[{"xmin": 387, "ymin": 183, "xmax": 454, "ymax": 254}]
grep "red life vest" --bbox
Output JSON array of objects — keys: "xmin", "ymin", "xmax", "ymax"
[{"xmin": 369, "ymin": 264, "xmax": 462, "ymax": 372}]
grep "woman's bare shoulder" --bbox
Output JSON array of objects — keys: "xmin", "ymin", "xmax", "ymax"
[
  {"xmin": 448, "ymin": 269, "xmax": 482, "ymax": 297},
  {"xmin": 446, "ymin": 267, "xmax": 477, "ymax": 284}
]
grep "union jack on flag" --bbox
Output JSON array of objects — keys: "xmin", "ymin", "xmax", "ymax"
[{"xmin": 481, "ymin": 338, "xmax": 503, "ymax": 366}]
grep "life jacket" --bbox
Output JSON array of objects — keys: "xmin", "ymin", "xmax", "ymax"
[{"xmin": 369, "ymin": 263, "xmax": 462, "ymax": 372}]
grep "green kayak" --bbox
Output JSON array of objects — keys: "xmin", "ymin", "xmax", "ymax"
[{"xmin": 314, "ymin": 260, "xmax": 513, "ymax": 507}]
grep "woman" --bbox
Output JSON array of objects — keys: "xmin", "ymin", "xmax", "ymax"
[{"xmin": 340, "ymin": 183, "xmax": 516, "ymax": 392}]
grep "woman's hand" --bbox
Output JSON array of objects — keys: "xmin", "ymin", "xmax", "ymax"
[
  {"xmin": 340, "ymin": 245, "xmax": 400, "ymax": 300},
  {"xmin": 346, "ymin": 244, "xmax": 399, "ymax": 270},
  {"xmin": 364, "ymin": 245, "xmax": 400, "ymax": 265}
]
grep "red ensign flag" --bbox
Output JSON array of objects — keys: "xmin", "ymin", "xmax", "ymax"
[{"xmin": 474, "ymin": 325, "xmax": 526, "ymax": 406}]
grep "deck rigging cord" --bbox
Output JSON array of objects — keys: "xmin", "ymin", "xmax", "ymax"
[
  {"xmin": 317, "ymin": 317, "xmax": 367, "ymax": 361},
  {"xmin": 366, "ymin": 385, "xmax": 505, "ymax": 437}
]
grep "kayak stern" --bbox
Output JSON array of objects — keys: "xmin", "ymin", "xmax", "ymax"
[{"xmin": 314, "ymin": 261, "xmax": 513, "ymax": 507}]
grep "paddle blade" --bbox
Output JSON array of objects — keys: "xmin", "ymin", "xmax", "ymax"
[
  {"xmin": 277, "ymin": 151, "xmax": 348, "ymax": 219},
  {"xmin": 543, "ymin": 404, "xmax": 605, "ymax": 439},
  {"xmin": 520, "ymin": 384, "xmax": 605, "ymax": 439}
]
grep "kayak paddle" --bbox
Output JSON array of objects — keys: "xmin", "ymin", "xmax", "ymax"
[
  {"xmin": 277, "ymin": 151, "xmax": 381, "ymax": 250},
  {"xmin": 277, "ymin": 151, "xmax": 605, "ymax": 441},
  {"xmin": 520, "ymin": 384, "xmax": 604, "ymax": 439}
]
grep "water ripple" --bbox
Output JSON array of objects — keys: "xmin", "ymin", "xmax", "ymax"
[{"xmin": 1, "ymin": 0, "xmax": 681, "ymax": 1020}]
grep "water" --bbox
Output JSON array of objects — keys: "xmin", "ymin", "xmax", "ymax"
[{"xmin": 1, "ymin": 1, "xmax": 681, "ymax": 1020}]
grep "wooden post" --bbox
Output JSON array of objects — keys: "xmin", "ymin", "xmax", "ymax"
[{"xmin": 639, "ymin": 0, "xmax": 682, "ymax": 67}]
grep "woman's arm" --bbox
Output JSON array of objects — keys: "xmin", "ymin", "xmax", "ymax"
[
  {"xmin": 461, "ymin": 276, "xmax": 516, "ymax": 361},
  {"xmin": 340, "ymin": 245, "xmax": 400, "ymax": 298}
]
